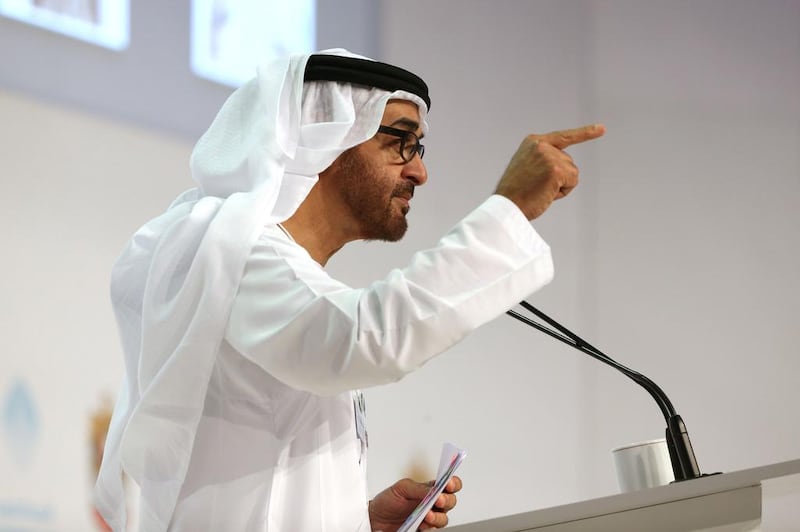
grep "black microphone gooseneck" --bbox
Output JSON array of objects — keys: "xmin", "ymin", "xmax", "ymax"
[{"xmin": 507, "ymin": 300, "xmax": 704, "ymax": 482}]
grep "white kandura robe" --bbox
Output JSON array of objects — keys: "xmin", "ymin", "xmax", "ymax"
[
  {"xmin": 167, "ymin": 194, "xmax": 554, "ymax": 531},
  {"xmin": 95, "ymin": 50, "xmax": 438, "ymax": 532}
]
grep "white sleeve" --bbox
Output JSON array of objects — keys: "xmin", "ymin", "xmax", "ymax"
[{"xmin": 225, "ymin": 195, "xmax": 554, "ymax": 395}]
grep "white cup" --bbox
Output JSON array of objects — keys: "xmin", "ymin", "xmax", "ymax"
[{"xmin": 611, "ymin": 438, "xmax": 674, "ymax": 492}]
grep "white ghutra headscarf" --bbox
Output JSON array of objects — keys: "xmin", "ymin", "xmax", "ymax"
[{"xmin": 94, "ymin": 49, "xmax": 429, "ymax": 531}]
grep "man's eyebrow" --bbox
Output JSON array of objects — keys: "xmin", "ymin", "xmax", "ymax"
[{"xmin": 388, "ymin": 117, "xmax": 423, "ymax": 137}]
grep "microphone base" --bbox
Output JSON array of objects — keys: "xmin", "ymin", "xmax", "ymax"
[{"xmin": 666, "ymin": 415, "xmax": 703, "ymax": 481}]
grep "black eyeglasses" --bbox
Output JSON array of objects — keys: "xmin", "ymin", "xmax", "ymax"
[{"xmin": 377, "ymin": 125, "xmax": 425, "ymax": 162}]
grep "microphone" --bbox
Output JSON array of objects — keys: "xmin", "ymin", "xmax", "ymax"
[{"xmin": 507, "ymin": 300, "xmax": 713, "ymax": 482}]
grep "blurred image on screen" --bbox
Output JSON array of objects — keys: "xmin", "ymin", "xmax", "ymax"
[
  {"xmin": 191, "ymin": 0, "xmax": 316, "ymax": 87},
  {"xmin": 0, "ymin": 0, "xmax": 129, "ymax": 50}
]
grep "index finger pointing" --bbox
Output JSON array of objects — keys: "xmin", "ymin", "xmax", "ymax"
[{"xmin": 536, "ymin": 123, "xmax": 606, "ymax": 149}]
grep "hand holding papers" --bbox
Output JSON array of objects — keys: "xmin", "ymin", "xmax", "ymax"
[{"xmin": 398, "ymin": 442, "xmax": 467, "ymax": 532}]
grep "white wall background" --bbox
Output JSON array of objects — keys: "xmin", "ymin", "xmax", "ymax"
[
  {"xmin": 0, "ymin": 90, "xmax": 192, "ymax": 529},
  {"xmin": 350, "ymin": 0, "xmax": 800, "ymax": 528},
  {"xmin": 1, "ymin": 1, "xmax": 798, "ymax": 530}
]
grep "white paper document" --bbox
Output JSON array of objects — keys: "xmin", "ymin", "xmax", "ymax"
[{"xmin": 397, "ymin": 442, "xmax": 467, "ymax": 532}]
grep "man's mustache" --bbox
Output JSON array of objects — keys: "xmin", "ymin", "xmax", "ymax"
[{"xmin": 392, "ymin": 183, "xmax": 415, "ymax": 200}]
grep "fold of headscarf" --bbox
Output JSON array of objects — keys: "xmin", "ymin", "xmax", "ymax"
[{"xmin": 94, "ymin": 48, "xmax": 428, "ymax": 531}]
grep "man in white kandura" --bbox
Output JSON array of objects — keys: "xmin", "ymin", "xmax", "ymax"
[{"xmin": 94, "ymin": 48, "xmax": 605, "ymax": 531}]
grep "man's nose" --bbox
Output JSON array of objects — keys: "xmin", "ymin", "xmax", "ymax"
[{"xmin": 402, "ymin": 154, "xmax": 428, "ymax": 186}]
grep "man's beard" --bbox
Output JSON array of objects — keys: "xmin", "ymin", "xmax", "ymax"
[{"xmin": 336, "ymin": 148, "xmax": 413, "ymax": 242}]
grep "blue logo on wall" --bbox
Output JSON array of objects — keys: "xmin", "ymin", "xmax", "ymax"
[
  {"xmin": 2, "ymin": 378, "xmax": 40, "ymax": 469},
  {"xmin": 0, "ymin": 379, "xmax": 53, "ymax": 527}
]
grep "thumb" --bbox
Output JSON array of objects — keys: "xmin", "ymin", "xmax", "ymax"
[{"xmin": 395, "ymin": 478, "xmax": 434, "ymax": 501}]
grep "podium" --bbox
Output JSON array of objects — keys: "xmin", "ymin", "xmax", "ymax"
[{"xmin": 448, "ymin": 458, "xmax": 799, "ymax": 531}]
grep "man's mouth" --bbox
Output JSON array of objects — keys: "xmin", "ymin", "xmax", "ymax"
[
  {"xmin": 393, "ymin": 186, "xmax": 414, "ymax": 203},
  {"xmin": 394, "ymin": 197, "xmax": 411, "ymax": 215},
  {"xmin": 392, "ymin": 184, "xmax": 414, "ymax": 214}
]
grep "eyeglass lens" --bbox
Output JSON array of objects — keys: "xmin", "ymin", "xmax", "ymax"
[{"xmin": 378, "ymin": 126, "xmax": 425, "ymax": 162}]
